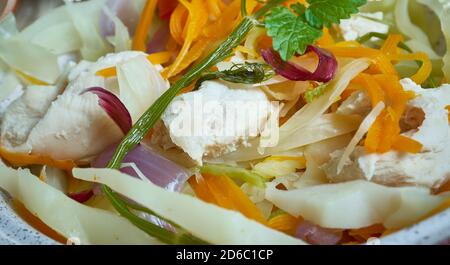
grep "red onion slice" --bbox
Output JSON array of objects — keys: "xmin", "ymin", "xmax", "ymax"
[
  {"xmin": 93, "ymin": 144, "xmax": 189, "ymax": 192},
  {"xmin": 295, "ymin": 220, "xmax": 343, "ymax": 245},
  {"xmin": 83, "ymin": 87, "xmax": 132, "ymax": 135},
  {"xmin": 261, "ymin": 46, "xmax": 338, "ymax": 82},
  {"xmin": 68, "ymin": 189, "xmax": 94, "ymax": 203}
]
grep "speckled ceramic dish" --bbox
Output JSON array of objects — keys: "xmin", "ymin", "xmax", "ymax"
[
  {"xmin": 0, "ymin": 191, "xmax": 55, "ymax": 245},
  {"xmin": 0, "ymin": 187, "xmax": 449, "ymax": 245}
]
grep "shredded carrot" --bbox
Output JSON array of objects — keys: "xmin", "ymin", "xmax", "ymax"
[
  {"xmin": 147, "ymin": 51, "xmax": 173, "ymax": 65},
  {"xmin": 15, "ymin": 70, "xmax": 49, "ymax": 86},
  {"xmin": 0, "ymin": 146, "xmax": 76, "ymax": 171},
  {"xmin": 206, "ymin": 0, "xmax": 223, "ymax": 19},
  {"xmin": 354, "ymin": 73, "xmax": 385, "ymax": 107},
  {"xmin": 167, "ymin": 39, "xmax": 212, "ymax": 77},
  {"xmin": 316, "ymin": 28, "xmax": 335, "ymax": 47},
  {"xmin": 96, "ymin": 66, "xmax": 117, "ymax": 78},
  {"xmin": 189, "ymin": 173, "xmax": 267, "ymax": 224},
  {"xmin": 203, "ymin": 0, "xmax": 241, "ymax": 40},
  {"xmin": 169, "ymin": 3, "xmax": 188, "ymax": 45},
  {"xmin": 133, "ymin": 0, "xmax": 158, "ymax": 51},
  {"xmin": 326, "ymin": 45, "xmax": 397, "ymax": 75},
  {"xmin": 268, "ymin": 214, "xmax": 300, "ymax": 235},
  {"xmin": 388, "ymin": 52, "xmax": 432, "ymax": 84},
  {"xmin": 362, "ymin": 72, "xmax": 419, "ymax": 153},
  {"xmin": 380, "ymin": 34, "xmax": 403, "ymax": 56},
  {"xmin": 166, "ymin": 0, "xmax": 208, "ymax": 78},
  {"xmin": 391, "ymin": 135, "xmax": 423, "ymax": 153}
]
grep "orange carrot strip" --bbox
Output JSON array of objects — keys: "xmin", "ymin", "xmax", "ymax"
[
  {"xmin": 189, "ymin": 173, "xmax": 266, "ymax": 224},
  {"xmin": 96, "ymin": 66, "xmax": 117, "ymax": 78},
  {"xmin": 316, "ymin": 28, "xmax": 335, "ymax": 47},
  {"xmin": 392, "ymin": 135, "xmax": 423, "ymax": 153},
  {"xmin": 15, "ymin": 70, "xmax": 50, "ymax": 86},
  {"xmin": 166, "ymin": 0, "xmax": 208, "ymax": 78},
  {"xmin": 326, "ymin": 46, "xmax": 397, "ymax": 75},
  {"xmin": 133, "ymin": 0, "xmax": 158, "ymax": 51},
  {"xmin": 268, "ymin": 214, "xmax": 300, "ymax": 235},
  {"xmin": 147, "ymin": 51, "xmax": 173, "ymax": 65},
  {"xmin": 0, "ymin": 147, "xmax": 76, "ymax": 171},
  {"xmin": 380, "ymin": 34, "xmax": 404, "ymax": 56},
  {"xmin": 388, "ymin": 52, "xmax": 432, "ymax": 84},
  {"xmin": 169, "ymin": 3, "xmax": 188, "ymax": 45},
  {"xmin": 356, "ymin": 73, "xmax": 385, "ymax": 107}
]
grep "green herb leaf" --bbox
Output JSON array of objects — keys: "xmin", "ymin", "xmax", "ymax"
[
  {"xmin": 265, "ymin": 6, "xmax": 322, "ymax": 60},
  {"xmin": 304, "ymin": 0, "xmax": 367, "ymax": 28},
  {"xmin": 304, "ymin": 83, "xmax": 329, "ymax": 103},
  {"xmin": 264, "ymin": 0, "xmax": 366, "ymax": 61},
  {"xmin": 290, "ymin": 3, "xmax": 306, "ymax": 16},
  {"xmin": 195, "ymin": 62, "xmax": 274, "ymax": 89}
]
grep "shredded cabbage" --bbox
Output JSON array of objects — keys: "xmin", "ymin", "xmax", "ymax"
[
  {"xmin": 65, "ymin": 0, "xmax": 112, "ymax": 61},
  {"xmin": 0, "ymin": 37, "xmax": 60, "ymax": 84},
  {"xmin": 279, "ymin": 59, "xmax": 370, "ymax": 139},
  {"xmin": 73, "ymin": 167, "xmax": 306, "ymax": 245},
  {"xmin": 266, "ymin": 180, "xmax": 449, "ymax": 229},
  {"xmin": 418, "ymin": 0, "xmax": 450, "ymax": 81},
  {"xmin": 253, "ymin": 157, "xmax": 306, "ymax": 178},
  {"xmin": 0, "ymin": 162, "xmax": 159, "ymax": 244},
  {"xmin": 336, "ymin": 102, "xmax": 385, "ymax": 174},
  {"xmin": 0, "ymin": 14, "xmax": 18, "ymax": 39},
  {"xmin": 102, "ymin": 6, "xmax": 132, "ymax": 52},
  {"xmin": 117, "ymin": 55, "xmax": 169, "ymax": 122},
  {"xmin": 217, "ymin": 113, "xmax": 362, "ymax": 162}
]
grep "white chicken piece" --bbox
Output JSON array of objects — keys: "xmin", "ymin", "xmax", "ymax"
[
  {"xmin": 339, "ymin": 12, "xmax": 389, "ymax": 41},
  {"xmin": 161, "ymin": 81, "xmax": 275, "ymax": 165},
  {"xmin": 323, "ymin": 79, "xmax": 450, "ymax": 188},
  {"xmin": 0, "ymin": 51, "xmax": 168, "ymax": 161}
]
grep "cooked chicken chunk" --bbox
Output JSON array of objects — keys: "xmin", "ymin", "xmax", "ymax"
[
  {"xmin": 161, "ymin": 81, "xmax": 275, "ymax": 164},
  {"xmin": 323, "ymin": 78, "xmax": 450, "ymax": 188},
  {"xmin": 0, "ymin": 51, "xmax": 167, "ymax": 161}
]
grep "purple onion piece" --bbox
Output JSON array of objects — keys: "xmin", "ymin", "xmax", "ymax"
[
  {"xmin": 83, "ymin": 87, "xmax": 132, "ymax": 135},
  {"xmin": 295, "ymin": 220, "xmax": 343, "ymax": 245},
  {"xmin": 261, "ymin": 46, "xmax": 338, "ymax": 82},
  {"xmin": 92, "ymin": 143, "xmax": 190, "ymax": 192},
  {"xmin": 68, "ymin": 189, "xmax": 94, "ymax": 203}
]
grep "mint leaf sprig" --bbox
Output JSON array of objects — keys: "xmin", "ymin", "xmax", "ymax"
[{"xmin": 264, "ymin": 0, "xmax": 367, "ymax": 61}]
